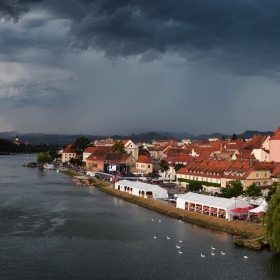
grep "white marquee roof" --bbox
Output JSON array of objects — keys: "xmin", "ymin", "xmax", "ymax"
[
  {"xmin": 117, "ymin": 179, "xmax": 164, "ymax": 192},
  {"xmin": 176, "ymin": 192, "xmax": 247, "ymax": 210}
]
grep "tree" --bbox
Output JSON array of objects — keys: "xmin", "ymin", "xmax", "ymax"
[
  {"xmin": 174, "ymin": 163, "xmax": 185, "ymax": 172},
  {"xmin": 244, "ymin": 182, "xmax": 262, "ymax": 197},
  {"xmin": 262, "ymin": 181, "xmax": 280, "ymax": 252},
  {"xmin": 110, "ymin": 140, "xmax": 127, "ymax": 154},
  {"xmin": 72, "ymin": 137, "xmax": 90, "ymax": 154},
  {"xmin": 158, "ymin": 159, "xmax": 169, "ymax": 178},
  {"xmin": 188, "ymin": 181, "xmax": 202, "ymax": 192},
  {"xmin": 37, "ymin": 152, "xmax": 52, "ymax": 164},
  {"xmin": 231, "ymin": 133, "xmax": 238, "ymax": 141},
  {"xmin": 69, "ymin": 157, "xmax": 83, "ymax": 166},
  {"xmin": 146, "ymin": 172, "xmax": 159, "ymax": 179},
  {"xmin": 266, "ymin": 181, "xmax": 278, "ymax": 202},
  {"xmin": 221, "ymin": 180, "xmax": 244, "ymax": 198},
  {"xmin": 221, "ymin": 135, "xmax": 225, "ymax": 140}
]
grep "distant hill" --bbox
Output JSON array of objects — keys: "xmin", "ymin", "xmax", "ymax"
[
  {"xmin": 237, "ymin": 130, "xmax": 274, "ymax": 139},
  {"xmin": 156, "ymin": 131, "xmax": 195, "ymax": 140},
  {"xmin": 111, "ymin": 132, "xmax": 169, "ymax": 143},
  {"xmin": 0, "ymin": 129, "xmax": 275, "ymax": 145}
]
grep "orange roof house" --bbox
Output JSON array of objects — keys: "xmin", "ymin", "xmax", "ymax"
[
  {"xmin": 135, "ymin": 155, "xmax": 153, "ymax": 175},
  {"xmin": 62, "ymin": 144, "xmax": 76, "ymax": 163}
]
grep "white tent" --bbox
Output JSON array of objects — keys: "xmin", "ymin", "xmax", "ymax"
[
  {"xmin": 249, "ymin": 200, "xmax": 268, "ymax": 213},
  {"xmin": 115, "ymin": 179, "xmax": 168, "ymax": 199},
  {"xmin": 176, "ymin": 192, "xmax": 248, "ymax": 220}
]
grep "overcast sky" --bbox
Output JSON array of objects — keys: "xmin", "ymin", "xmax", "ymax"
[{"xmin": 0, "ymin": 0, "xmax": 280, "ymax": 136}]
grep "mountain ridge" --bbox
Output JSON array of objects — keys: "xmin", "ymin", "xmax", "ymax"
[{"xmin": 0, "ymin": 130, "xmax": 274, "ymax": 145}]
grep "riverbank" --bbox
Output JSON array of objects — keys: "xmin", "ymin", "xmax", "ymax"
[{"xmin": 60, "ymin": 171, "xmax": 264, "ymax": 242}]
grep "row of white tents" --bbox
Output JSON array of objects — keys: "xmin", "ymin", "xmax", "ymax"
[
  {"xmin": 114, "ymin": 180, "xmax": 267, "ymax": 221},
  {"xmin": 176, "ymin": 192, "xmax": 251, "ymax": 221}
]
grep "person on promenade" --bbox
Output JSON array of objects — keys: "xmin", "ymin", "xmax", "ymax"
[{"xmin": 234, "ymin": 228, "xmax": 237, "ymax": 236}]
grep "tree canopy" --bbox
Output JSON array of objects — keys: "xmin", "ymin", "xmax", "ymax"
[
  {"xmin": 262, "ymin": 181, "xmax": 280, "ymax": 252},
  {"xmin": 188, "ymin": 181, "xmax": 202, "ymax": 192},
  {"xmin": 158, "ymin": 159, "xmax": 169, "ymax": 174},
  {"xmin": 221, "ymin": 180, "xmax": 244, "ymax": 198},
  {"xmin": 174, "ymin": 163, "xmax": 185, "ymax": 172},
  {"xmin": 37, "ymin": 152, "xmax": 52, "ymax": 164},
  {"xmin": 244, "ymin": 182, "xmax": 262, "ymax": 197},
  {"xmin": 231, "ymin": 133, "xmax": 238, "ymax": 141},
  {"xmin": 110, "ymin": 140, "xmax": 127, "ymax": 154},
  {"xmin": 72, "ymin": 137, "xmax": 90, "ymax": 154}
]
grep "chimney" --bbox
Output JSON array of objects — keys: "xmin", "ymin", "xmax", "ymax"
[{"xmin": 250, "ymin": 159, "xmax": 253, "ymax": 167}]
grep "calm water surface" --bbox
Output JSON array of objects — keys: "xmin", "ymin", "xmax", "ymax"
[{"xmin": 0, "ymin": 154, "xmax": 280, "ymax": 280}]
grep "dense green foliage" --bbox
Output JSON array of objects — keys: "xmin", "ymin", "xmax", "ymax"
[
  {"xmin": 158, "ymin": 159, "xmax": 169, "ymax": 173},
  {"xmin": 69, "ymin": 157, "xmax": 83, "ymax": 166},
  {"xmin": 0, "ymin": 138, "xmax": 60, "ymax": 154},
  {"xmin": 72, "ymin": 137, "xmax": 90, "ymax": 154},
  {"xmin": 37, "ymin": 152, "xmax": 53, "ymax": 164},
  {"xmin": 231, "ymin": 133, "xmax": 238, "ymax": 140},
  {"xmin": 178, "ymin": 178, "xmax": 221, "ymax": 188},
  {"xmin": 174, "ymin": 163, "xmax": 185, "ymax": 172},
  {"xmin": 146, "ymin": 172, "xmax": 159, "ymax": 179},
  {"xmin": 110, "ymin": 140, "xmax": 127, "ymax": 153},
  {"xmin": 221, "ymin": 180, "xmax": 244, "ymax": 198},
  {"xmin": 244, "ymin": 182, "xmax": 262, "ymax": 197},
  {"xmin": 262, "ymin": 182, "xmax": 280, "ymax": 252},
  {"xmin": 266, "ymin": 181, "xmax": 278, "ymax": 202},
  {"xmin": 188, "ymin": 181, "xmax": 203, "ymax": 192}
]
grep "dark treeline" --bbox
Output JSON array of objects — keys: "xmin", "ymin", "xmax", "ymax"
[{"xmin": 0, "ymin": 138, "xmax": 61, "ymax": 154}]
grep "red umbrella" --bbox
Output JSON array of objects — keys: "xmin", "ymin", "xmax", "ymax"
[
  {"xmin": 252, "ymin": 211, "xmax": 264, "ymax": 216},
  {"xmin": 230, "ymin": 208, "xmax": 245, "ymax": 213},
  {"xmin": 243, "ymin": 206, "xmax": 255, "ymax": 212}
]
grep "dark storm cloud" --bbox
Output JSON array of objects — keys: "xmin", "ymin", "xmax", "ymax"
[
  {"xmin": 65, "ymin": 0, "xmax": 280, "ymax": 76},
  {"xmin": 0, "ymin": 0, "xmax": 42, "ymax": 20}
]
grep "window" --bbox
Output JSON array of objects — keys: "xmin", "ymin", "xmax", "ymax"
[
  {"xmin": 148, "ymin": 165, "xmax": 150, "ymax": 168},
  {"xmin": 264, "ymin": 172, "xmax": 268, "ymax": 178},
  {"xmin": 256, "ymin": 173, "xmax": 260, "ymax": 178}
]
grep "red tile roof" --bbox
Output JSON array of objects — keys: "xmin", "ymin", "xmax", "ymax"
[
  {"xmin": 136, "ymin": 155, "xmax": 153, "ymax": 164},
  {"xmin": 270, "ymin": 126, "xmax": 280, "ymax": 140}
]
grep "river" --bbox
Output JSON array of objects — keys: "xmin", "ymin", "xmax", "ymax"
[{"xmin": 0, "ymin": 154, "xmax": 279, "ymax": 280}]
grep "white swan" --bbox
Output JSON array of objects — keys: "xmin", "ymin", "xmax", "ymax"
[
  {"xmin": 244, "ymin": 256, "xmax": 248, "ymax": 259},
  {"xmin": 178, "ymin": 250, "xmax": 183, "ymax": 254},
  {"xmin": 151, "ymin": 219, "xmax": 154, "ymax": 221},
  {"xmin": 167, "ymin": 236, "xmax": 170, "ymax": 240},
  {"xmin": 158, "ymin": 220, "xmax": 161, "ymax": 222},
  {"xmin": 201, "ymin": 253, "xmax": 205, "ymax": 257},
  {"xmin": 211, "ymin": 251, "xmax": 215, "ymax": 256},
  {"xmin": 211, "ymin": 245, "xmax": 216, "ymax": 250},
  {"xmin": 179, "ymin": 239, "xmax": 182, "ymax": 243},
  {"xmin": 154, "ymin": 235, "xmax": 157, "ymax": 239},
  {"xmin": 176, "ymin": 244, "xmax": 180, "ymax": 249},
  {"xmin": 221, "ymin": 251, "xmax": 225, "ymax": 255}
]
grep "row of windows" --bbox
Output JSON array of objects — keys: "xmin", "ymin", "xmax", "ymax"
[{"xmin": 136, "ymin": 164, "xmax": 151, "ymax": 168}]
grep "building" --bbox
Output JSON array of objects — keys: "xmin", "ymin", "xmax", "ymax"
[
  {"xmin": 62, "ymin": 144, "xmax": 76, "ymax": 163},
  {"xmin": 269, "ymin": 127, "xmax": 280, "ymax": 162},
  {"xmin": 135, "ymin": 155, "xmax": 153, "ymax": 175}
]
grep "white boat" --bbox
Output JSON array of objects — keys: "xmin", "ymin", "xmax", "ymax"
[{"xmin": 44, "ymin": 163, "xmax": 55, "ymax": 170}]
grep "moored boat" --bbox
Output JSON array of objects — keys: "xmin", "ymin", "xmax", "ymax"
[{"xmin": 43, "ymin": 163, "xmax": 55, "ymax": 170}]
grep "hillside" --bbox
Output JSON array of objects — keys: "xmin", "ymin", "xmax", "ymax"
[{"xmin": 0, "ymin": 129, "xmax": 275, "ymax": 145}]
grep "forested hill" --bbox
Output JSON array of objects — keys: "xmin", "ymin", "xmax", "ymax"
[{"xmin": 0, "ymin": 138, "xmax": 60, "ymax": 153}]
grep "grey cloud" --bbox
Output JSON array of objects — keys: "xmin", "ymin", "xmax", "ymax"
[
  {"xmin": 0, "ymin": 0, "xmax": 42, "ymax": 20},
  {"xmin": 66, "ymin": 0, "xmax": 280, "ymax": 76}
]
